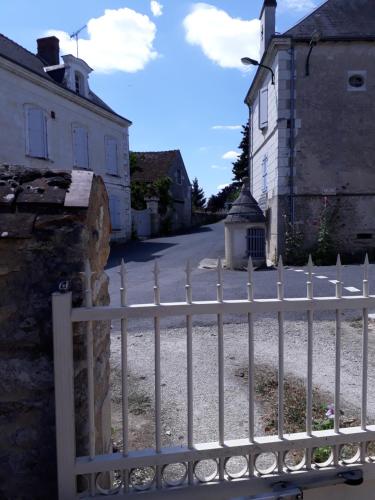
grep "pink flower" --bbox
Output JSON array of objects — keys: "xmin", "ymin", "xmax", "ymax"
[{"xmin": 326, "ymin": 404, "xmax": 335, "ymax": 420}]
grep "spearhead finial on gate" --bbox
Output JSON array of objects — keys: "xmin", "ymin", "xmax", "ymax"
[
  {"xmin": 277, "ymin": 256, "xmax": 284, "ymax": 300},
  {"xmin": 363, "ymin": 254, "xmax": 369, "ymax": 297},
  {"xmin": 336, "ymin": 254, "xmax": 342, "ymax": 298},
  {"xmin": 217, "ymin": 258, "xmax": 223, "ymax": 302},
  {"xmin": 247, "ymin": 256, "xmax": 254, "ymax": 302},
  {"xmin": 153, "ymin": 260, "xmax": 160, "ymax": 286},
  {"xmin": 185, "ymin": 260, "xmax": 192, "ymax": 304},
  {"xmin": 153, "ymin": 260, "xmax": 160, "ymax": 305},
  {"xmin": 307, "ymin": 254, "xmax": 314, "ymax": 299},
  {"xmin": 185, "ymin": 259, "xmax": 192, "ymax": 285},
  {"xmin": 120, "ymin": 259, "xmax": 127, "ymax": 306}
]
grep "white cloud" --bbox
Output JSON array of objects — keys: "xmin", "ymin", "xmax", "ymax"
[
  {"xmin": 280, "ymin": 0, "xmax": 317, "ymax": 12},
  {"xmin": 46, "ymin": 8, "xmax": 158, "ymax": 73},
  {"xmin": 217, "ymin": 183, "xmax": 230, "ymax": 190},
  {"xmin": 211, "ymin": 165, "xmax": 228, "ymax": 170},
  {"xmin": 183, "ymin": 3, "xmax": 260, "ymax": 70},
  {"xmin": 212, "ymin": 125, "xmax": 242, "ymax": 130},
  {"xmin": 222, "ymin": 150, "xmax": 240, "ymax": 160},
  {"xmin": 150, "ymin": 1, "xmax": 163, "ymax": 17}
]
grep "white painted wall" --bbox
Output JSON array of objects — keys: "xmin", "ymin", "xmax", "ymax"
[
  {"xmin": 251, "ymin": 55, "xmax": 280, "ymax": 203},
  {"xmin": 0, "ymin": 59, "xmax": 131, "ymax": 241},
  {"xmin": 249, "ymin": 48, "xmax": 292, "ymax": 259}
]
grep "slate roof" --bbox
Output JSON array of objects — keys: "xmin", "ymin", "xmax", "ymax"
[
  {"xmin": 283, "ymin": 0, "xmax": 375, "ymax": 40},
  {"xmin": 0, "ymin": 33, "xmax": 129, "ymax": 121},
  {"xmin": 131, "ymin": 150, "xmax": 182, "ymax": 183},
  {"xmin": 225, "ymin": 182, "xmax": 265, "ymax": 224}
]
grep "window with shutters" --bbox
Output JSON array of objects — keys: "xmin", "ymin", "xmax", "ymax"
[
  {"xmin": 262, "ymin": 156, "xmax": 268, "ymax": 193},
  {"xmin": 75, "ymin": 71, "xmax": 84, "ymax": 95},
  {"xmin": 259, "ymin": 87, "xmax": 268, "ymax": 129},
  {"xmin": 72, "ymin": 125, "xmax": 89, "ymax": 169},
  {"xmin": 25, "ymin": 106, "xmax": 48, "ymax": 158},
  {"xmin": 105, "ymin": 136, "xmax": 119, "ymax": 175},
  {"xmin": 109, "ymin": 196, "xmax": 121, "ymax": 231}
]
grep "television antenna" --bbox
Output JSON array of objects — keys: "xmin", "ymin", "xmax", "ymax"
[{"xmin": 70, "ymin": 25, "xmax": 87, "ymax": 58}]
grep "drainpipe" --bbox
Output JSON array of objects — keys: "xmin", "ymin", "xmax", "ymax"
[{"xmin": 289, "ymin": 42, "xmax": 296, "ymax": 225}]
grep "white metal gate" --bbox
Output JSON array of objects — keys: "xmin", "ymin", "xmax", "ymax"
[{"xmin": 53, "ymin": 256, "xmax": 375, "ymax": 499}]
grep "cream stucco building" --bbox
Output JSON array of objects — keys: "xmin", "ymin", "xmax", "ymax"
[{"xmin": 0, "ymin": 35, "xmax": 132, "ymax": 242}]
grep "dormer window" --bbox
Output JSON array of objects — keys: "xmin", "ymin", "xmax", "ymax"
[
  {"xmin": 62, "ymin": 55, "xmax": 93, "ymax": 97},
  {"xmin": 75, "ymin": 71, "xmax": 84, "ymax": 95}
]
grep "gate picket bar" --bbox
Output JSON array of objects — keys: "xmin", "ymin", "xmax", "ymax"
[{"xmin": 53, "ymin": 255, "xmax": 375, "ymax": 499}]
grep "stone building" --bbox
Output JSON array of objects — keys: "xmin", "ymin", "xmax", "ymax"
[
  {"xmin": 0, "ymin": 34, "xmax": 132, "ymax": 242},
  {"xmin": 245, "ymin": 0, "xmax": 375, "ymax": 262},
  {"xmin": 132, "ymin": 150, "xmax": 192, "ymax": 232}
]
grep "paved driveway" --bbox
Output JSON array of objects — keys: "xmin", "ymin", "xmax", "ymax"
[{"xmin": 107, "ymin": 223, "xmax": 375, "ymax": 452}]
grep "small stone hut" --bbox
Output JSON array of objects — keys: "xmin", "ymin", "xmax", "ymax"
[{"xmin": 225, "ymin": 179, "xmax": 266, "ymax": 269}]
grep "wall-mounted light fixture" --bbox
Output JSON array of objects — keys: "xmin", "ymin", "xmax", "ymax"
[{"xmin": 241, "ymin": 57, "xmax": 275, "ymax": 85}]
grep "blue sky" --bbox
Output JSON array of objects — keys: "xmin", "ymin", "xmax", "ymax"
[{"xmin": 1, "ymin": 0, "xmax": 320, "ymax": 197}]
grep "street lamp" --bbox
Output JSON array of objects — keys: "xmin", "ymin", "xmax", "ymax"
[{"xmin": 241, "ymin": 57, "xmax": 275, "ymax": 85}]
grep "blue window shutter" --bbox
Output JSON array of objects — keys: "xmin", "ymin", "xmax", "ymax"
[
  {"xmin": 27, "ymin": 108, "xmax": 47, "ymax": 158},
  {"xmin": 259, "ymin": 88, "xmax": 268, "ymax": 129},
  {"xmin": 105, "ymin": 137, "xmax": 118, "ymax": 174},
  {"xmin": 72, "ymin": 126, "xmax": 89, "ymax": 168}
]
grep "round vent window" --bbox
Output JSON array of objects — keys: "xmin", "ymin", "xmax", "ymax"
[{"xmin": 349, "ymin": 74, "xmax": 365, "ymax": 88}]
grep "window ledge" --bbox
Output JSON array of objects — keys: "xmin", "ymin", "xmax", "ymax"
[{"xmin": 26, "ymin": 154, "xmax": 53, "ymax": 162}]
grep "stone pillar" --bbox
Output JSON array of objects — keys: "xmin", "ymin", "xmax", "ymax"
[
  {"xmin": 145, "ymin": 196, "xmax": 160, "ymax": 236},
  {"xmin": 0, "ymin": 166, "xmax": 111, "ymax": 499}
]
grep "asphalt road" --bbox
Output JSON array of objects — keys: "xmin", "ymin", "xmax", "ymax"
[{"xmin": 106, "ymin": 221, "xmax": 375, "ymax": 330}]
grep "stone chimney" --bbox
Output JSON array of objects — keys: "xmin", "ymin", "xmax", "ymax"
[
  {"xmin": 259, "ymin": 0, "xmax": 277, "ymax": 58},
  {"xmin": 37, "ymin": 36, "xmax": 60, "ymax": 66}
]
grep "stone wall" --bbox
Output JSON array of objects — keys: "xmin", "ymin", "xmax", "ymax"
[{"xmin": 0, "ymin": 165, "xmax": 111, "ymax": 499}]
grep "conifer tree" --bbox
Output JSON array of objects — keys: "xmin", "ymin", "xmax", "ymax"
[
  {"xmin": 232, "ymin": 123, "xmax": 250, "ymax": 183},
  {"xmin": 191, "ymin": 177, "xmax": 206, "ymax": 210}
]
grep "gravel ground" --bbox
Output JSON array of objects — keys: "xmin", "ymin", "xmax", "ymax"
[{"xmin": 110, "ymin": 315, "xmax": 375, "ymax": 451}]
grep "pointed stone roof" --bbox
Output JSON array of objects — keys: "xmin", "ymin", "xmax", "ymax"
[
  {"xmin": 225, "ymin": 180, "xmax": 265, "ymax": 224},
  {"xmin": 284, "ymin": 0, "xmax": 375, "ymax": 40}
]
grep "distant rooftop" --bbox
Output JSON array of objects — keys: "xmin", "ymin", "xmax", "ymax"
[
  {"xmin": 0, "ymin": 33, "xmax": 131, "ymax": 122},
  {"xmin": 131, "ymin": 150, "xmax": 183, "ymax": 183}
]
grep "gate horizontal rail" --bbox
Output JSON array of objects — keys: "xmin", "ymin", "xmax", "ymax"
[
  {"xmin": 71, "ymin": 296, "xmax": 375, "ymax": 322},
  {"xmin": 53, "ymin": 255, "xmax": 375, "ymax": 499}
]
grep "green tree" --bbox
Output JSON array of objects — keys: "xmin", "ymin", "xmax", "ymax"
[
  {"xmin": 191, "ymin": 177, "xmax": 206, "ymax": 210},
  {"xmin": 232, "ymin": 123, "xmax": 250, "ymax": 183},
  {"xmin": 206, "ymin": 184, "xmax": 240, "ymax": 212}
]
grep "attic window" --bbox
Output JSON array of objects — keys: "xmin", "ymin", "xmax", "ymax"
[
  {"xmin": 75, "ymin": 71, "xmax": 84, "ymax": 95},
  {"xmin": 348, "ymin": 71, "xmax": 366, "ymax": 91}
]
